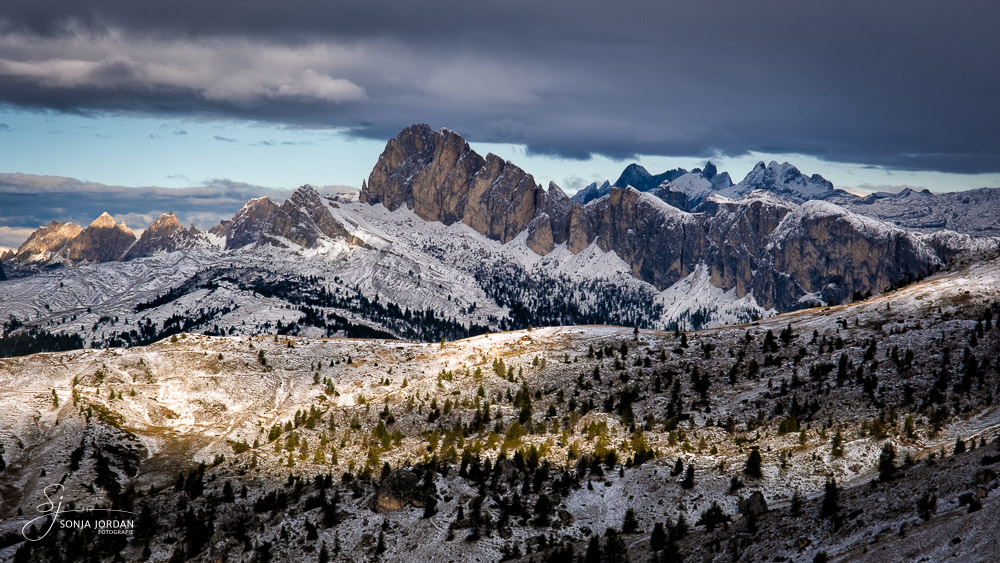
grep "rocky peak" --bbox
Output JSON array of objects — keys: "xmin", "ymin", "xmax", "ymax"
[
  {"xmin": 614, "ymin": 163, "xmax": 652, "ymax": 189},
  {"xmin": 13, "ymin": 221, "xmax": 83, "ymax": 263},
  {"xmin": 361, "ymin": 124, "xmax": 484, "ymax": 220},
  {"xmin": 362, "ymin": 124, "xmax": 570, "ymax": 253},
  {"xmin": 702, "ymin": 161, "xmax": 718, "ymax": 179},
  {"xmin": 570, "ymin": 180, "xmax": 612, "ymax": 204},
  {"xmin": 147, "ymin": 212, "xmax": 182, "ymax": 233},
  {"xmin": 612, "ymin": 164, "xmax": 687, "ymax": 192},
  {"xmin": 266, "ymin": 185, "xmax": 363, "ymax": 248},
  {"xmin": 123, "ymin": 212, "xmax": 209, "ymax": 260},
  {"xmin": 658, "ymin": 163, "xmax": 734, "ymax": 210},
  {"xmin": 64, "ymin": 212, "xmax": 136, "ymax": 264},
  {"xmin": 720, "ymin": 161, "xmax": 835, "ymax": 202},
  {"xmin": 89, "ymin": 212, "xmax": 117, "ymax": 229},
  {"xmin": 210, "ymin": 196, "xmax": 281, "ymax": 250}
]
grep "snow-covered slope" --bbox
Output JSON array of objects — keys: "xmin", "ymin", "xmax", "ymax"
[
  {"xmin": 834, "ymin": 186, "xmax": 1000, "ymax": 237},
  {"xmin": 655, "ymin": 264, "xmax": 774, "ymax": 330},
  {"xmin": 667, "ymin": 163, "xmax": 734, "ymax": 205}
]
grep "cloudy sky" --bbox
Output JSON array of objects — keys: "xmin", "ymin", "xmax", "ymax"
[{"xmin": 0, "ymin": 0, "xmax": 998, "ymax": 240}]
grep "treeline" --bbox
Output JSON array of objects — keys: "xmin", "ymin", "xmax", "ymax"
[
  {"xmin": 474, "ymin": 262, "xmax": 665, "ymax": 330},
  {"xmin": 130, "ymin": 268, "xmax": 488, "ymax": 344},
  {"xmin": 0, "ymin": 328, "xmax": 84, "ymax": 357}
]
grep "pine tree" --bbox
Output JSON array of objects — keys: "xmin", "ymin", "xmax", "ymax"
[
  {"xmin": 696, "ymin": 501, "xmax": 730, "ymax": 531},
  {"xmin": 831, "ymin": 428, "xmax": 844, "ymax": 458},
  {"xmin": 744, "ymin": 447, "xmax": 762, "ymax": 479},
  {"xmin": 904, "ymin": 415, "xmax": 915, "ymax": 439},
  {"xmin": 671, "ymin": 458, "xmax": 684, "ymax": 476},
  {"xmin": 820, "ymin": 479, "xmax": 840, "ymax": 519},
  {"xmin": 790, "ymin": 489, "xmax": 803, "ymax": 516},
  {"xmin": 584, "ymin": 535, "xmax": 601, "ymax": 563},
  {"xmin": 681, "ymin": 464, "xmax": 695, "ymax": 489},
  {"xmin": 650, "ymin": 522, "xmax": 666, "ymax": 551},
  {"xmin": 877, "ymin": 444, "xmax": 897, "ymax": 482},
  {"xmin": 622, "ymin": 507, "xmax": 639, "ymax": 533},
  {"xmin": 603, "ymin": 530, "xmax": 628, "ymax": 563}
]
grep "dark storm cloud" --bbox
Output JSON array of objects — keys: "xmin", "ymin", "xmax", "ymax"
[
  {"xmin": 0, "ymin": 1, "xmax": 998, "ymax": 173},
  {"xmin": 0, "ymin": 173, "xmax": 290, "ymax": 246}
]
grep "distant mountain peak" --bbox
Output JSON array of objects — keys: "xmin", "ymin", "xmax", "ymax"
[
  {"xmin": 90, "ymin": 212, "xmax": 118, "ymax": 229},
  {"xmin": 613, "ymin": 163, "xmax": 687, "ymax": 192},
  {"xmin": 715, "ymin": 161, "xmax": 835, "ymax": 202},
  {"xmin": 702, "ymin": 161, "xmax": 718, "ymax": 179},
  {"xmin": 147, "ymin": 212, "xmax": 182, "ymax": 232},
  {"xmin": 570, "ymin": 180, "xmax": 613, "ymax": 205}
]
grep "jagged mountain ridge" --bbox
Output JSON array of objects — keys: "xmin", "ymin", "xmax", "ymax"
[
  {"xmin": 122, "ymin": 213, "xmax": 212, "ymax": 261},
  {"xmin": 717, "ymin": 160, "xmax": 836, "ymax": 202},
  {"xmin": 361, "ymin": 125, "xmax": 955, "ymax": 311},
  {"xmin": 571, "ymin": 159, "xmax": 833, "ymax": 210},
  {"xmin": 4, "ymin": 185, "xmax": 368, "ymax": 272},
  {"xmin": 1, "ymin": 124, "xmax": 997, "ymax": 345}
]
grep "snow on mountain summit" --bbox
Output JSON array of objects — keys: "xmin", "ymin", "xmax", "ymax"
[{"xmin": 716, "ymin": 160, "xmax": 836, "ymax": 202}]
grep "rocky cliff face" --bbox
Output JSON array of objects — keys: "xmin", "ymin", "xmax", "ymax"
[
  {"xmin": 362, "ymin": 124, "xmax": 569, "ymax": 253},
  {"xmin": 62, "ymin": 212, "xmax": 136, "ymax": 264},
  {"xmin": 123, "ymin": 212, "xmax": 209, "ymax": 260},
  {"xmin": 572, "ymin": 189, "xmax": 941, "ymax": 309},
  {"xmin": 649, "ymin": 182, "xmax": 691, "ymax": 211},
  {"xmin": 568, "ymin": 187, "xmax": 702, "ymax": 288},
  {"xmin": 759, "ymin": 201, "xmax": 941, "ymax": 307},
  {"xmin": 699, "ymin": 192, "xmax": 796, "ymax": 298}
]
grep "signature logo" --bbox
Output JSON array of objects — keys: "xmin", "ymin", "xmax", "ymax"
[{"xmin": 21, "ymin": 484, "xmax": 138, "ymax": 541}]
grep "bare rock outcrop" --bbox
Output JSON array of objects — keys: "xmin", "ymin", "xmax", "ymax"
[
  {"xmin": 569, "ymin": 187, "xmax": 702, "ymax": 289},
  {"xmin": 372, "ymin": 468, "xmax": 433, "ymax": 512},
  {"xmin": 759, "ymin": 200, "xmax": 941, "ymax": 307},
  {"xmin": 362, "ymin": 124, "xmax": 570, "ymax": 253},
  {"xmin": 9, "ymin": 213, "xmax": 136, "ymax": 268},
  {"xmin": 13, "ymin": 221, "xmax": 82, "ymax": 263},
  {"xmin": 210, "ymin": 196, "xmax": 280, "ymax": 250},
  {"xmin": 739, "ymin": 491, "xmax": 768, "ymax": 518},
  {"xmin": 266, "ymin": 185, "xmax": 366, "ymax": 248},
  {"xmin": 62, "ymin": 212, "xmax": 136, "ymax": 264}
]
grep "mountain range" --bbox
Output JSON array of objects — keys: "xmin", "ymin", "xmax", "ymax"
[
  {"xmin": 570, "ymin": 158, "xmax": 834, "ymax": 210},
  {"xmin": 0, "ymin": 124, "xmax": 998, "ymax": 346}
]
